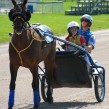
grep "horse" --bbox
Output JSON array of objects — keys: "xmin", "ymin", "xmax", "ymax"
[{"xmin": 8, "ymin": 0, "xmax": 56, "ymax": 108}]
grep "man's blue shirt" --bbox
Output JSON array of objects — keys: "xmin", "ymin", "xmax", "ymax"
[{"xmin": 78, "ymin": 28, "xmax": 95, "ymax": 47}]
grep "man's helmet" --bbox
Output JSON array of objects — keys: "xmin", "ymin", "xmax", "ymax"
[
  {"xmin": 81, "ymin": 14, "xmax": 93, "ymax": 24},
  {"xmin": 67, "ymin": 21, "xmax": 79, "ymax": 29}
]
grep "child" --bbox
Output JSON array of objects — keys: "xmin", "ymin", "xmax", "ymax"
[{"xmin": 63, "ymin": 21, "xmax": 86, "ymax": 50}]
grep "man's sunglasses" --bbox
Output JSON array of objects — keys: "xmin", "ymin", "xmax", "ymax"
[{"xmin": 81, "ymin": 18, "xmax": 90, "ymax": 22}]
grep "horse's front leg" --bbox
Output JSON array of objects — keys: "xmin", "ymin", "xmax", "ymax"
[
  {"xmin": 30, "ymin": 66, "xmax": 40, "ymax": 109},
  {"xmin": 8, "ymin": 63, "xmax": 19, "ymax": 109}
]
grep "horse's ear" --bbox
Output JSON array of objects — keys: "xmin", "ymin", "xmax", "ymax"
[
  {"xmin": 11, "ymin": 0, "xmax": 17, "ymax": 6},
  {"xmin": 23, "ymin": 0, "xmax": 28, "ymax": 6}
]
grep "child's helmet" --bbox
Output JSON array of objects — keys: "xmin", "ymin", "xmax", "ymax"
[
  {"xmin": 67, "ymin": 21, "xmax": 79, "ymax": 36},
  {"xmin": 67, "ymin": 21, "xmax": 79, "ymax": 29}
]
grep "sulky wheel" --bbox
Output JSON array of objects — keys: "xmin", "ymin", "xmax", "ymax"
[
  {"xmin": 41, "ymin": 76, "xmax": 48, "ymax": 102},
  {"xmin": 41, "ymin": 75, "xmax": 53, "ymax": 102},
  {"xmin": 94, "ymin": 70, "xmax": 105, "ymax": 102}
]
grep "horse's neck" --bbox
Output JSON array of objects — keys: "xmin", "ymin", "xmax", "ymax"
[{"xmin": 12, "ymin": 29, "xmax": 32, "ymax": 50}]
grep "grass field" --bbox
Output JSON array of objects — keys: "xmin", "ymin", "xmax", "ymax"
[{"xmin": 0, "ymin": 1, "xmax": 109, "ymax": 43}]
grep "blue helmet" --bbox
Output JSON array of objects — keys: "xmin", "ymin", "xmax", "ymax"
[{"xmin": 81, "ymin": 14, "xmax": 93, "ymax": 24}]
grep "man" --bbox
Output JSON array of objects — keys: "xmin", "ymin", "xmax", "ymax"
[{"xmin": 78, "ymin": 14, "xmax": 95, "ymax": 53}]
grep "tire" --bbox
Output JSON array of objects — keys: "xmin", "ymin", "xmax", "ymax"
[
  {"xmin": 41, "ymin": 76, "xmax": 48, "ymax": 102},
  {"xmin": 94, "ymin": 71, "xmax": 105, "ymax": 102}
]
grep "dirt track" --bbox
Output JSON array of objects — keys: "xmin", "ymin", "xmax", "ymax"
[{"xmin": 0, "ymin": 29, "xmax": 109, "ymax": 109}]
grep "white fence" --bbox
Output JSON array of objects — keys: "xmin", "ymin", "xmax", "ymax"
[
  {"xmin": 27, "ymin": 1, "xmax": 64, "ymax": 13},
  {"xmin": 0, "ymin": 0, "xmax": 64, "ymax": 14}
]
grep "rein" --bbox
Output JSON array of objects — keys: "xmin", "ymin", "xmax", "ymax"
[{"xmin": 11, "ymin": 38, "xmax": 35, "ymax": 66}]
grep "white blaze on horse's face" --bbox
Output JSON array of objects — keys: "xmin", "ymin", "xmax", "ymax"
[
  {"xmin": 11, "ymin": 0, "xmax": 28, "ymax": 35},
  {"xmin": 14, "ymin": 17, "xmax": 25, "ymax": 35}
]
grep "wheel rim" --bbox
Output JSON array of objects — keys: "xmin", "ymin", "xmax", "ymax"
[
  {"xmin": 98, "ymin": 75, "xmax": 105, "ymax": 99},
  {"xmin": 44, "ymin": 78, "xmax": 48, "ymax": 97}
]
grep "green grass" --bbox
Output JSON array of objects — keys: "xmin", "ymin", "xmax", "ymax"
[
  {"xmin": 0, "ymin": 14, "xmax": 12, "ymax": 43},
  {"xmin": 31, "ymin": 13, "xmax": 109, "ymax": 33},
  {"xmin": 0, "ymin": 1, "xmax": 109, "ymax": 43},
  {"xmin": 0, "ymin": 13, "xmax": 109, "ymax": 43}
]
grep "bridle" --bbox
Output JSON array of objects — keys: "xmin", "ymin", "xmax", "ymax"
[{"xmin": 8, "ymin": 3, "xmax": 31, "ymax": 35}]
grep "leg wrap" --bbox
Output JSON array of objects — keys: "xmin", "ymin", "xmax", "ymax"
[
  {"xmin": 33, "ymin": 89, "xmax": 40, "ymax": 105},
  {"xmin": 8, "ymin": 90, "xmax": 15, "ymax": 107}
]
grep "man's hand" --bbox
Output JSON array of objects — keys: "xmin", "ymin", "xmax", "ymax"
[{"xmin": 85, "ymin": 45, "xmax": 94, "ymax": 52}]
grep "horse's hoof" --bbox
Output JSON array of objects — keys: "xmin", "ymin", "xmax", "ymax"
[
  {"xmin": 8, "ymin": 106, "xmax": 13, "ymax": 109},
  {"xmin": 47, "ymin": 97, "xmax": 53, "ymax": 104},
  {"xmin": 33, "ymin": 105, "xmax": 40, "ymax": 109}
]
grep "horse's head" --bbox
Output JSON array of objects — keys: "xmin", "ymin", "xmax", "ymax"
[{"xmin": 8, "ymin": 0, "xmax": 31, "ymax": 35}]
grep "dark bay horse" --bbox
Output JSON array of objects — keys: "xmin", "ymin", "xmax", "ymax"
[{"xmin": 8, "ymin": 0, "xmax": 56, "ymax": 108}]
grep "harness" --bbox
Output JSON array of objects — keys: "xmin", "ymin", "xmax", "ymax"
[
  {"xmin": 11, "ymin": 38, "xmax": 34, "ymax": 66},
  {"xmin": 10, "ymin": 29, "xmax": 41, "ymax": 66},
  {"xmin": 10, "ymin": 22, "xmax": 53, "ymax": 66}
]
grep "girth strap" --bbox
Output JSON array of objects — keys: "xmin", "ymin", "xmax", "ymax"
[{"xmin": 10, "ymin": 39, "xmax": 34, "ymax": 66}]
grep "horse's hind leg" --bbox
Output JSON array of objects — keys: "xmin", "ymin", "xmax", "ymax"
[
  {"xmin": 44, "ymin": 60, "xmax": 56, "ymax": 104},
  {"xmin": 8, "ymin": 63, "xmax": 19, "ymax": 109},
  {"xmin": 29, "ymin": 66, "xmax": 40, "ymax": 108}
]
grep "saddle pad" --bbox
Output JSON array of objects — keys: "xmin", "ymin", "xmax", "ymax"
[{"xmin": 31, "ymin": 23, "xmax": 54, "ymax": 43}]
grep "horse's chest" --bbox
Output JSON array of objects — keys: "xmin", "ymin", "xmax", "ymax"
[{"xmin": 9, "ymin": 44, "xmax": 42, "ymax": 67}]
